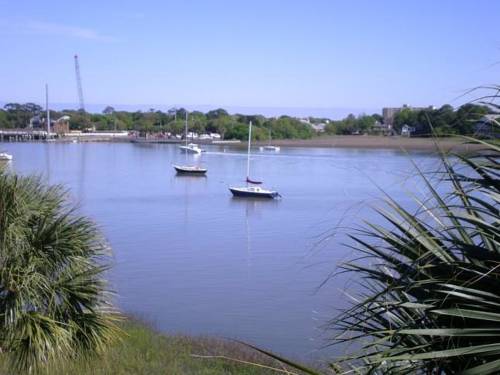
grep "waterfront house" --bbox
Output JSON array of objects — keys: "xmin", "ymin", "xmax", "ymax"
[
  {"xmin": 401, "ymin": 124, "xmax": 416, "ymax": 137},
  {"xmin": 474, "ymin": 114, "xmax": 500, "ymax": 138}
]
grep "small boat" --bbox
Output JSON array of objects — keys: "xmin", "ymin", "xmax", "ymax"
[
  {"xmin": 229, "ymin": 186, "xmax": 280, "ymax": 199},
  {"xmin": 173, "ymin": 165, "xmax": 207, "ymax": 175},
  {"xmin": 259, "ymin": 128, "xmax": 280, "ymax": 151},
  {"xmin": 260, "ymin": 145, "xmax": 280, "ymax": 151},
  {"xmin": 0, "ymin": 152, "xmax": 13, "ymax": 161},
  {"xmin": 179, "ymin": 143, "xmax": 203, "ymax": 154},
  {"xmin": 229, "ymin": 121, "xmax": 280, "ymax": 199}
]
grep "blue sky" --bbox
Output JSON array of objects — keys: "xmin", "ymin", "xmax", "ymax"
[{"xmin": 0, "ymin": 0, "xmax": 499, "ymax": 117}]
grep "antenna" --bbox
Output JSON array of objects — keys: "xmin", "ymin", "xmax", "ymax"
[{"xmin": 74, "ymin": 54, "xmax": 85, "ymax": 111}]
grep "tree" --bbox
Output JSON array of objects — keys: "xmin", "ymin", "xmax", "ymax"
[
  {"xmin": 0, "ymin": 173, "xmax": 120, "ymax": 372},
  {"xmin": 206, "ymin": 108, "xmax": 229, "ymax": 120},
  {"xmin": 102, "ymin": 106, "xmax": 115, "ymax": 115}
]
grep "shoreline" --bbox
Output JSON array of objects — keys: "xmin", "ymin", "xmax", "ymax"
[
  {"xmin": 1, "ymin": 134, "xmax": 487, "ymax": 152},
  {"xmin": 253, "ymin": 135, "xmax": 484, "ymax": 152}
]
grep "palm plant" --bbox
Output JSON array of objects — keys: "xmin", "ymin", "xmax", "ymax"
[
  {"xmin": 0, "ymin": 173, "xmax": 120, "ymax": 373},
  {"xmin": 328, "ymin": 129, "xmax": 499, "ymax": 374}
]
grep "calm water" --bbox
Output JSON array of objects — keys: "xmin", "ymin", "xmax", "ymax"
[{"xmin": 1, "ymin": 142, "xmax": 435, "ymax": 359}]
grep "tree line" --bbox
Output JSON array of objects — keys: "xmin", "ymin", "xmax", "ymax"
[
  {"xmin": 0, "ymin": 102, "xmax": 492, "ymax": 139},
  {"xmin": 0, "ymin": 104, "xmax": 314, "ymax": 141},
  {"xmin": 323, "ymin": 103, "xmax": 490, "ymax": 136}
]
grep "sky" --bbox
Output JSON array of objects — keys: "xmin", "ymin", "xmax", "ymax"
[{"xmin": 0, "ymin": 0, "xmax": 499, "ymax": 118}]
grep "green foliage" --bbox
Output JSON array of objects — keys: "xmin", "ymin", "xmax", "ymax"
[
  {"xmin": 329, "ymin": 136, "xmax": 500, "ymax": 373},
  {"xmin": 0, "ymin": 104, "xmax": 315, "ymax": 140},
  {"xmin": 392, "ymin": 104, "xmax": 489, "ymax": 135},
  {"xmin": 0, "ymin": 173, "xmax": 121, "ymax": 373},
  {"xmin": 2, "ymin": 103, "xmax": 42, "ymax": 128},
  {"xmin": 325, "ymin": 113, "xmax": 375, "ymax": 135},
  {"xmin": 0, "ymin": 320, "xmax": 292, "ymax": 374}
]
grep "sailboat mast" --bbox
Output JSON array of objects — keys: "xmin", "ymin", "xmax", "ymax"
[
  {"xmin": 45, "ymin": 84, "xmax": 50, "ymax": 138},
  {"xmin": 185, "ymin": 112, "xmax": 188, "ymax": 147},
  {"xmin": 246, "ymin": 121, "xmax": 252, "ymax": 180}
]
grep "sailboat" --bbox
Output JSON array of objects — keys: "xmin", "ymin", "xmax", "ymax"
[
  {"xmin": 173, "ymin": 113, "xmax": 207, "ymax": 175},
  {"xmin": 179, "ymin": 114, "xmax": 203, "ymax": 154},
  {"xmin": 229, "ymin": 121, "xmax": 280, "ymax": 199},
  {"xmin": 259, "ymin": 128, "xmax": 280, "ymax": 152}
]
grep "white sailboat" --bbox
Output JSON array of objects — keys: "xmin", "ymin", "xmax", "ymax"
[
  {"xmin": 229, "ymin": 121, "xmax": 280, "ymax": 199},
  {"xmin": 173, "ymin": 113, "xmax": 207, "ymax": 175},
  {"xmin": 179, "ymin": 114, "xmax": 203, "ymax": 154},
  {"xmin": 260, "ymin": 128, "xmax": 280, "ymax": 151}
]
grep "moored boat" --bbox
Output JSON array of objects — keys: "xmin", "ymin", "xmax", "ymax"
[
  {"xmin": 260, "ymin": 145, "xmax": 280, "ymax": 151},
  {"xmin": 179, "ymin": 143, "xmax": 203, "ymax": 154},
  {"xmin": 259, "ymin": 129, "xmax": 280, "ymax": 151},
  {"xmin": 0, "ymin": 152, "xmax": 13, "ymax": 161},
  {"xmin": 173, "ymin": 165, "xmax": 207, "ymax": 175},
  {"xmin": 229, "ymin": 121, "xmax": 280, "ymax": 199},
  {"xmin": 229, "ymin": 186, "xmax": 279, "ymax": 198}
]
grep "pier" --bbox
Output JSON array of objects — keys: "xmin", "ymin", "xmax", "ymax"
[{"xmin": 0, "ymin": 129, "xmax": 56, "ymax": 141}]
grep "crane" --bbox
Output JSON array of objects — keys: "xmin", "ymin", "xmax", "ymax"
[{"xmin": 74, "ymin": 54, "xmax": 85, "ymax": 112}]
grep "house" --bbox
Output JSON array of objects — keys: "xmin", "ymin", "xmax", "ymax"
[
  {"xmin": 370, "ymin": 121, "xmax": 392, "ymax": 136},
  {"xmin": 401, "ymin": 124, "xmax": 416, "ymax": 137},
  {"xmin": 474, "ymin": 114, "xmax": 500, "ymax": 138},
  {"xmin": 29, "ymin": 115, "xmax": 42, "ymax": 128},
  {"xmin": 310, "ymin": 123, "xmax": 326, "ymax": 132},
  {"xmin": 52, "ymin": 116, "xmax": 70, "ymax": 135}
]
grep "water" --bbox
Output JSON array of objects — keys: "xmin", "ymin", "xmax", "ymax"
[{"xmin": 1, "ymin": 142, "xmax": 435, "ymax": 360}]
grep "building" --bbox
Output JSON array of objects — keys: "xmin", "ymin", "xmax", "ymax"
[
  {"xmin": 52, "ymin": 116, "xmax": 70, "ymax": 135},
  {"xmin": 29, "ymin": 115, "xmax": 42, "ymax": 128},
  {"xmin": 370, "ymin": 121, "xmax": 392, "ymax": 135},
  {"xmin": 401, "ymin": 124, "xmax": 416, "ymax": 137},
  {"xmin": 382, "ymin": 104, "xmax": 435, "ymax": 126},
  {"xmin": 310, "ymin": 123, "xmax": 326, "ymax": 132},
  {"xmin": 474, "ymin": 114, "xmax": 500, "ymax": 138}
]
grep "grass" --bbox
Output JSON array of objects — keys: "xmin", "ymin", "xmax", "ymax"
[{"xmin": 0, "ymin": 318, "xmax": 301, "ymax": 375}]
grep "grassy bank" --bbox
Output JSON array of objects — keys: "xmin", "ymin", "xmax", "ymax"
[
  {"xmin": 0, "ymin": 319, "xmax": 299, "ymax": 375},
  {"xmin": 253, "ymin": 135, "xmax": 485, "ymax": 152}
]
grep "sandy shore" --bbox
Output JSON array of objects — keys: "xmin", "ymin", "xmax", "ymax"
[{"xmin": 254, "ymin": 135, "xmax": 483, "ymax": 152}]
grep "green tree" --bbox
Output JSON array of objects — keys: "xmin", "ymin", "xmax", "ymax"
[{"xmin": 0, "ymin": 173, "xmax": 120, "ymax": 372}]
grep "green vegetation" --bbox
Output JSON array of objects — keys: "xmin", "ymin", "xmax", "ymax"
[
  {"xmin": 0, "ymin": 319, "xmax": 288, "ymax": 375},
  {"xmin": 0, "ymin": 172, "xmax": 120, "ymax": 373},
  {"xmin": 0, "ymin": 104, "xmax": 314, "ymax": 141},
  {"xmin": 324, "ymin": 113, "xmax": 383, "ymax": 135},
  {"xmin": 392, "ymin": 103, "xmax": 489, "ymax": 135},
  {"xmin": 1, "ymin": 101, "xmax": 493, "ymax": 139},
  {"xmin": 323, "ymin": 103, "xmax": 491, "ymax": 136},
  {"xmin": 327, "ymin": 137, "xmax": 500, "ymax": 373}
]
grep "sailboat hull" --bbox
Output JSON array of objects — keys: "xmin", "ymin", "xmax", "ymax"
[
  {"xmin": 174, "ymin": 165, "xmax": 207, "ymax": 175},
  {"xmin": 229, "ymin": 187, "xmax": 279, "ymax": 199}
]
